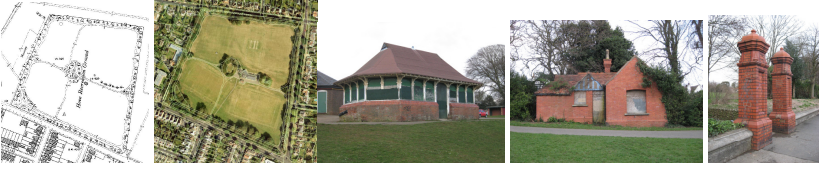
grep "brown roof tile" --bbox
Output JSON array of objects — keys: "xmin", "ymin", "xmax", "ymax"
[
  {"xmin": 336, "ymin": 43, "xmax": 480, "ymax": 84},
  {"xmin": 535, "ymin": 72, "xmax": 616, "ymax": 94}
]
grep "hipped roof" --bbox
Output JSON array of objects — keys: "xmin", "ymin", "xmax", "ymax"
[
  {"xmin": 335, "ymin": 43, "xmax": 481, "ymax": 85},
  {"xmin": 317, "ymin": 71, "xmax": 339, "ymax": 88}
]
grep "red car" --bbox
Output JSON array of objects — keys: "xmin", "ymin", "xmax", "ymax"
[{"xmin": 479, "ymin": 110, "xmax": 488, "ymax": 117}]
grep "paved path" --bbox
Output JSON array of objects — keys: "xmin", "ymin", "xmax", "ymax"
[
  {"xmin": 510, "ymin": 126, "xmax": 703, "ymax": 138},
  {"xmin": 728, "ymin": 115, "xmax": 819, "ymax": 163},
  {"xmin": 317, "ymin": 114, "xmax": 497, "ymax": 125}
]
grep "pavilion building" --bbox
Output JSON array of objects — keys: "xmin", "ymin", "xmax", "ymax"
[{"xmin": 334, "ymin": 43, "xmax": 482, "ymax": 121}]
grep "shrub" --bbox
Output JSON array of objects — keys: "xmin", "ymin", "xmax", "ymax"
[
  {"xmin": 546, "ymin": 117, "xmax": 566, "ymax": 123},
  {"xmin": 708, "ymin": 118, "xmax": 744, "ymax": 137},
  {"xmin": 637, "ymin": 59, "xmax": 703, "ymax": 127},
  {"xmin": 511, "ymin": 71, "xmax": 537, "ymax": 121},
  {"xmin": 708, "ymin": 108, "xmax": 738, "ymax": 120},
  {"xmin": 546, "ymin": 78, "xmax": 571, "ymax": 92}
]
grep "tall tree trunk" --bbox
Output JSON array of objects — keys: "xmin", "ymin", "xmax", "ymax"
[
  {"xmin": 812, "ymin": 77, "xmax": 818, "ymax": 99},
  {"xmin": 792, "ymin": 84, "xmax": 796, "ymax": 98}
]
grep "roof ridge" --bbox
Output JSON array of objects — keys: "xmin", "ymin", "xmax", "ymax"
[{"xmin": 605, "ymin": 56, "xmax": 637, "ymax": 85}]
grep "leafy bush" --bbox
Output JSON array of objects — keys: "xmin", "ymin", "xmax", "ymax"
[
  {"xmin": 511, "ymin": 71, "xmax": 537, "ymax": 121},
  {"xmin": 708, "ymin": 108, "xmax": 738, "ymax": 120},
  {"xmin": 636, "ymin": 59, "xmax": 703, "ymax": 127},
  {"xmin": 708, "ymin": 118, "xmax": 744, "ymax": 137},
  {"xmin": 546, "ymin": 78, "xmax": 571, "ymax": 92},
  {"xmin": 546, "ymin": 116, "xmax": 566, "ymax": 123}
]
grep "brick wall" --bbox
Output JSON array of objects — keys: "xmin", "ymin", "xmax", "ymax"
[
  {"xmin": 535, "ymin": 91, "xmax": 593, "ymax": 123},
  {"xmin": 604, "ymin": 57, "xmax": 667, "ymax": 127},
  {"xmin": 325, "ymin": 89, "xmax": 344, "ymax": 115},
  {"xmin": 338, "ymin": 100, "xmax": 438, "ymax": 122},
  {"xmin": 448, "ymin": 103, "xmax": 480, "ymax": 120},
  {"xmin": 490, "ymin": 108, "xmax": 503, "ymax": 116}
]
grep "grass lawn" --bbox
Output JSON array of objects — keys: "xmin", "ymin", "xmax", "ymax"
[
  {"xmin": 178, "ymin": 59, "xmax": 225, "ymax": 107},
  {"xmin": 709, "ymin": 98, "xmax": 819, "ymax": 114},
  {"xmin": 189, "ymin": 14, "xmax": 292, "ymax": 88},
  {"xmin": 177, "ymin": 52, "xmax": 284, "ymax": 145},
  {"xmin": 511, "ymin": 121, "xmax": 702, "ymax": 131},
  {"xmin": 214, "ymin": 83, "xmax": 284, "ymax": 144},
  {"xmin": 318, "ymin": 120, "xmax": 505, "ymax": 163},
  {"xmin": 484, "ymin": 115, "xmax": 505, "ymax": 118},
  {"xmin": 511, "ymin": 132, "xmax": 702, "ymax": 163}
]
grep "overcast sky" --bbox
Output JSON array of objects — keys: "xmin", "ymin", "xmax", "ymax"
[
  {"xmin": 318, "ymin": 20, "xmax": 507, "ymax": 89},
  {"xmin": 511, "ymin": 20, "xmax": 705, "ymax": 89},
  {"xmin": 707, "ymin": 16, "xmax": 817, "ymax": 84},
  {"xmin": 610, "ymin": 20, "xmax": 704, "ymax": 88}
]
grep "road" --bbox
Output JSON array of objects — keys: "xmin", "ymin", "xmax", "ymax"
[
  {"xmin": 154, "ymin": 0, "xmax": 311, "ymax": 22},
  {"xmin": 510, "ymin": 126, "xmax": 703, "ymax": 139},
  {"xmin": 160, "ymin": 107, "xmax": 285, "ymax": 162}
]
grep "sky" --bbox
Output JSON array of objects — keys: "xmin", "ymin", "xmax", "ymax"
[
  {"xmin": 317, "ymin": 19, "xmax": 507, "ymax": 92},
  {"xmin": 511, "ymin": 20, "xmax": 705, "ymax": 89},
  {"xmin": 707, "ymin": 15, "xmax": 818, "ymax": 84},
  {"xmin": 610, "ymin": 20, "xmax": 704, "ymax": 89}
]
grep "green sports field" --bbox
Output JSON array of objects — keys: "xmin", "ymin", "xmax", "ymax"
[
  {"xmin": 177, "ymin": 14, "xmax": 293, "ymax": 144},
  {"xmin": 189, "ymin": 14, "xmax": 293, "ymax": 88}
]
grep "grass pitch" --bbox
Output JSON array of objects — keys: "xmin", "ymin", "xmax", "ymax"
[
  {"xmin": 215, "ymin": 83, "xmax": 285, "ymax": 144},
  {"xmin": 179, "ymin": 59, "xmax": 225, "ymax": 107},
  {"xmin": 178, "ymin": 14, "xmax": 293, "ymax": 144},
  {"xmin": 189, "ymin": 15, "xmax": 293, "ymax": 88},
  {"xmin": 511, "ymin": 132, "xmax": 702, "ymax": 163},
  {"xmin": 318, "ymin": 120, "xmax": 505, "ymax": 163}
]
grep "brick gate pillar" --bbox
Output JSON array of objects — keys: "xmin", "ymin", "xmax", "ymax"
[
  {"xmin": 770, "ymin": 47, "xmax": 795, "ymax": 133},
  {"xmin": 734, "ymin": 30, "xmax": 772, "ymax": 150}
]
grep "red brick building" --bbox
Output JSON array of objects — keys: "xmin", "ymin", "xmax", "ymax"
[
  {"xmin": 317, "ymin": 71, "xmax": 343, "ymax": 115},
  {"xmin": 488, "ymin": 106, "xmax": 505, "ymax": 116},
  {"xmin": 535, "ymin": 56, "xmax": 667, "ymax": 127},
  {"xmin": 334, "ymin": 43, "xmax": 482, "ymax": 121}
]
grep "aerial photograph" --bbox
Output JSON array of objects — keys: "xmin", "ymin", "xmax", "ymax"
[
  {"xmin": 152, "ymin": 0, "xmax": 317, "ymax": 163},
  {"xmin": 509, "ymin": 20, "xmax": 704, "ymax": 163}
]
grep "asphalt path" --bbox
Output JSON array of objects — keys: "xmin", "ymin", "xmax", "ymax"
[{"xmin": 728, "ymin": 115, "xmax": 818, "ymax": 163}]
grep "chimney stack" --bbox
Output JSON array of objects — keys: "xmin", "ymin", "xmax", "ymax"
[{"xmin": 604, "ymin": 49, "xmax": 612, "ymax": 73}]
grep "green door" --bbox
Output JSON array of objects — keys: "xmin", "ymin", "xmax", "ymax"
[
  {"xmin": 318, "ymin": 91, "xmax": 327, "ymax": 113},
  {"xmin": 437, "ymin": 83, "xmax": 447, "ymax": 119}
]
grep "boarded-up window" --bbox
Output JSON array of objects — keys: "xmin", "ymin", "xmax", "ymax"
[
  {"xmin": 458, "ymin": 86, "xmax": 466, "ymax": 103},
  {"xmin": 449, "ymin": 85, "xmax": 457, "ymax": 103},
  {"xmin": 413, "ymin": 79, "xmax": 424, "ymax": 101},
  {"xmin": 626, "ymin": 90, "xmax": 647, "ymax": 114},
  {"xmin": 425, "ymin": 81, "xmax": 435, "ymax": 101},
  {"xmin": 367, "ymin": 77, "xmax": 398, "ymax": 100},
  {"xmin": 344, "ymin": 85, "xmax": 350, "ymax": 103},
  {"xmin": 358, "ymin": 82, "xmax": 364, "ymax": 101},
  {"xmin": 573, "ymin": 91, "xmax": 586, "ymax": 106},
  {"xmin": 400, "ymin": 78, "xmax": 412, "ymax": 100}
]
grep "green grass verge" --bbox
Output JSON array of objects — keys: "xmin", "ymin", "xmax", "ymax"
[
  {"xmin": 511, "ymin": 132, "xmax": 702, "ymax": 163},
  {"xmin": 318, "ymin": 120, "xmax": 505, "ymax": 163},
  {"xmin": 511, "ymin": 121, "xmax": 702, "ymax": 131}
]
